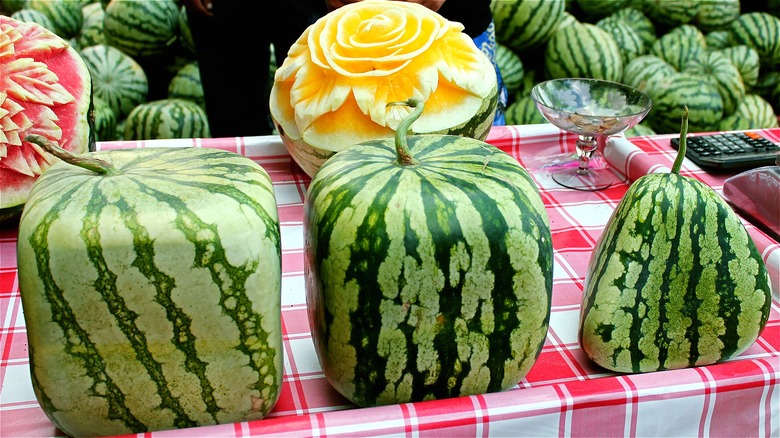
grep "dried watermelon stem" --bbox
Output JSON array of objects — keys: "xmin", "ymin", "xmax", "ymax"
[
  {"xmin": 386, "ymin": 98, "xmax": 423, "ymax": 166},
  {"xmin": 25, "ymin": 135, "xmax": 120, "ymax": 176},
  {"xmin": 671, "ymin": 105, "xmax": 689, "ymax": 175}
]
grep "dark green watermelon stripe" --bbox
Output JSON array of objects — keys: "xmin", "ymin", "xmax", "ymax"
[
  {"xmin": 128, "ymin": 101, "xmax": 206, "ymax": 139},
  {"xmin": 130, "ymin": 180, "xmax": 279, "ymax": 395},
  {"xmin": 418, "ymin": 175, "xmax": 467, "ymax": 397},
  {"xmin": 118, "ymin": 156, "xmax": 280, "ymax": 245},
  {"xmin": 733, "ymin": 14, "xmax": 772, "ymax": 55},
  {"xmin": 497, "ymin": 0, "xmax": 560, "ymax": 48},
  {"xmin": 442, "ymin": 172, "xmax": 548, "ymax": 392},
  {"xmin": 80, "ymin": 187, "xmax": 197, "ymax": 430},
  {"xmin": 28, "ymin": 185, "xmax": 147, "ymax": 432},
  {"xmin": 337, "ymin": 170, "xmax": 400, "ymax": 406},
  {"xmin": 105, "ymin": 2, "xmax": 178, "ymax": 42},
  {"xmin": 113, "ymin": 195, "xmax": 221, "ymax": 422}
]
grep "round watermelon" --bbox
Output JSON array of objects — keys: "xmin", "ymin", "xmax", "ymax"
[{"xmin": 124, "ymin": 99, "xmax": 210, "ymax": 140}]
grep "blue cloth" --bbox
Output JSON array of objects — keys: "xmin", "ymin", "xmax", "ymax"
[{"xmin": 472, "ymin": 20, "xmax": 508, "ymax": 126}]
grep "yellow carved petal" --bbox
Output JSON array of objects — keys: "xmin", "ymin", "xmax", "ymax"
[
  {"xmin": 290, "ymin": 63, "xmax": 351, "ymax": 133},
  {"xmin": 303, "ymin": 94, "xmax": 395, "ymax": 153}
]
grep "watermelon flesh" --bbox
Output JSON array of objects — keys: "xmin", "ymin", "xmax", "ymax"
[{"xmin": 0, "ymin": 16, "xmax": 93, "ymax": 223}]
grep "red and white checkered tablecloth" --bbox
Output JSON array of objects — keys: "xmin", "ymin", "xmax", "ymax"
[{"xmin": 1, "ymin": 125, "xmax": 778, "ymax": 437}]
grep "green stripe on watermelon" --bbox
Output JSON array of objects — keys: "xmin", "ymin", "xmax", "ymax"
[
  {"xmin": 729, "ymin": 12, "xmax": 780, "ymax": 68},
  {"xmin": 494, "ymin": 44, "xmax": 524, "ymax": 96},
  {"xmin": 103, "ymin": 0, "xmax": 180, "ymax": 57},
  {"xmin": 574, "ymin": 0, "xmax": 631, "ymax": 20},
  {"xmin": 596, "ymin": 15, "xmax": 645, "ymax": 68},
  {"xmin": 643, "ymin": 0, "xmax": 700, "ymax": 28},
  {"xmin": 168, "ymin": 62, "xmax": 205, "ymax": 108},
  {"xmin": 28, "ymin": 0, "xmax": 82, "ymax": 39},
  {"xmin": 124, "ymin": 99, "xmax": 210, "ymax": 140},
  {"xmin": 10, "ymin": 9, "xmax": 54, "ymax": 30},
  {"xmin": 719, "ymin": 94, "xmax": 780, "ymax": 130},
  {"xmin": 579, "ymin": 108, "xmax": 772, "ymax": 373},
  {"xmin": 646, "ymin": 73, "xmax": 723, "ymax": 134},
  {"xmin": 77, "ymin": 2, "xmax": 105, "ymax": 48},
  {"xmin": 717, "ymin": 45, "xmax": 761, "ymax": 89},
  {"xmin": 682, "ymin": 50, "xmax": 745, "ymax": 115},
  {"xmin": 491, "ymin": 0, "xmax": 566, "ymax": 51},
  {"xmin": 622, "ymin": 55, "xmax": 676, "ymax": 94},
  {"xmin": 18, "ymin": 140, "xmax": 282, "ymax": 436},
  {"xmin": 649, "ymin": 24, "xmax": 706, "ymax": 71},
  {"xmin": 80, "ymin": 44, "xmax": 148, "ymax": 119},
  {"xmin": 612, "ymin": 7, "xmax": 656, "ymax": 48},
  {"xmin": 505, "ymin": 95, "xmax": 546, "ymax": 125},
  {"xmin": 91, "ymin": 97, "xmax": 117, "ymax": 141},
  {"xmin": 544, "ymin": 22, "xmax": 623, "ymax": 81},
  {"xmin": 704, "ymin": 30, "xmax": 731, "ymax": 51},
  {"xmin": 695, "ymin": 0, "xmax": 740, "ymax": 32}
]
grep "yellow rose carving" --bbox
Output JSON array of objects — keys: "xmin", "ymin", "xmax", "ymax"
[{"xmin": 270, "ymin": 0, "xmax": 498, "ymax": 176}]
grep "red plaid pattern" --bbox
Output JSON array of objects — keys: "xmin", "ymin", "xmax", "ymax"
[{"xmin": 1, "ymin": 126, "xmax": 777, "ymax": 437}]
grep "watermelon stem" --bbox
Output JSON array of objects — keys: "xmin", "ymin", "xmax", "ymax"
[
  {"xmin": 671, "ymin": 106, "xmax": 689, "ymax": 174},
  {"xmin": 25, "ymin": 135, "xmax": 120, "ymax": 176},
  {"xmin": 386, "ymin": 98, "xmax": 423, "ymax": 166}
]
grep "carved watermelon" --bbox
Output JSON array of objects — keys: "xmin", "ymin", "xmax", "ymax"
[{"xmin": 0, "ymin": 16, "xmax": 93, "ymax": 224}]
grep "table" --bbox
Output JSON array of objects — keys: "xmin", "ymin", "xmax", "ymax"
[{"xmin": 1, "ymin": 125, "xmax": 778, "ymax": 437}]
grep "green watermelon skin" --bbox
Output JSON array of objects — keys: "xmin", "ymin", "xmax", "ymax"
[
  {"xmin": 544, "ymin": 22, "xmax": 623, "ymax": 82},
  {"xmin": 649, "ymin": 24, "xmax": 706, "ymax": 71},
  {"xmin": 168, "ymin": 62, "xmax": 205, "ymax": 108},
  {"xmin": 580, "ymin": 172, "xmax": 772, "ymax": 374},
  {"xmin": 612, "ymin": 7, "xmax": 657, "ymax": 48},
  {"xmin": 124, "ymin": 99, "xmax": 210, "ymax": 140},
  {"xmin": 492, "ymin": 0, "xmax": 566, "ymax": 52},
  {"xmin": 17, "ymin": 147, "xmax": 283, "ymax": 437},
  {"xmin": 91, "ymin": 97, "xmax": 117, "ymax": 141},
  {"xmin": 622, "ymin": 55, "xmax": 676, "ymax": 95},
  {"xmin": 718, "ymin": 45, "xmax": 761, "ymax": 88},
  {"xmin": 729, "ymin": 12, "xmax": 780, "ymax": 68},
  {"xmin": 79, "ymin": 44, "xmax": 149, "ymax": 119},
  {"xmin": 596, "ymin": 15, "xmax": 645, "ymax": 68},
  {"xmin": 103, "ymin": 0, "xmax": 180, "ymax": 58},
  {"xmin": 695, "ymin": 0, "xmax": 740, "ymax": 32},
  {"xmin": 719, "ymin": 94, "xmax": 780, "ymax": 130},
  {"xmin": 682, "ymin": 51, "xmax": 745, "ymax": 116},
  {"xmin": 27, "ymin": 0, "xmax": 83, "ymax": 39},
  {"xmin": 305, "ymin": 134, "xmax": 553, "ymax": 407},
  {"xmin": 494, "ymin": 43, "xmax": 524, "ymax": 96},
  {"xmin": 647, "ymin": 73, "xmax": 723, "ymax": 134},
  {"xmin": 10, "ymin": 8, "xmax": 55, "ymax": 30},
  {"xmin": 505, "ymin": 95, "xmax": 546, "ymax": 125}
]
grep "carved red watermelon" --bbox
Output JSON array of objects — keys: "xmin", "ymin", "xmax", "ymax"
[{"xmin": 0, "ymin": 16, "xmax": 93, "ymax": 224}]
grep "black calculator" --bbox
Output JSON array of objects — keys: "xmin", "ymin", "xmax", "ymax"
[{"xmin": 670, "ymin": 132, "xmax": 780, "ymax": 170}]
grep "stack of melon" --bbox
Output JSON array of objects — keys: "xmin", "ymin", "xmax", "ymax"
[
  {"xmin": 3, "ymin": 0, "xmax": 779, "ymax": 139},
  {"xmin": 492, "ymin": 0, "xmax": 780, "ymax": 134},
  {"xmin": 1, "ymin": 0, "xmax": 209, "ymax": 141}
]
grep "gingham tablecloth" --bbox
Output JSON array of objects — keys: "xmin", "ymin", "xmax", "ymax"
[{"xmin": 1, "ymin": 125, "xmax": 778, "ymax": 437}]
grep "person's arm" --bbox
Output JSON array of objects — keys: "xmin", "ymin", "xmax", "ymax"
[{"xmin": 182, "ymin": 0, "xmax": 213, "ymax": 16}]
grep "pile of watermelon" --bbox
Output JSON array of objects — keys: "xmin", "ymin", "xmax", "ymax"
[
  {"xmin": 1, "ymin": 0, "xmax": 209, "ymax": 141},
  {"xmin": 493, "ymin": 0, "xmax": 780, "ymax": 135},
  {"xmin": 3, "ymin": 0, "xmax": 779, "ymax": 139}
]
